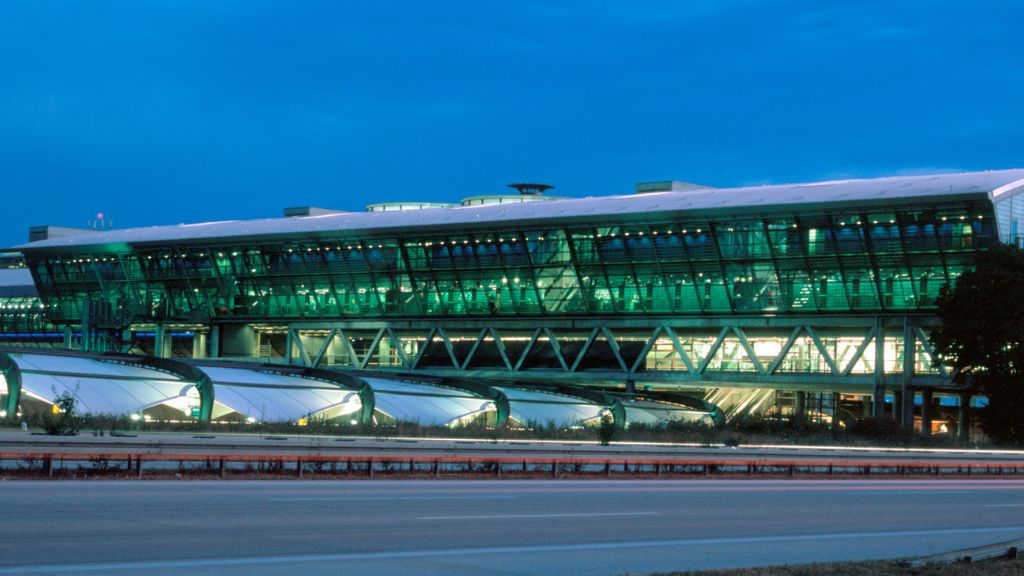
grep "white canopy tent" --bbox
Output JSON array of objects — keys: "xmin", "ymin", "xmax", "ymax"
[
  {"xmin": 4, "ymin": 352, "xmax": 199, "ymax": 417},
  {"xmin": 199, "ymin": 365, "xmax": 363, "ymax": 423},
  {"xmin": 362, "ymin": 377, "xmax": 495, "ymax": 426}
]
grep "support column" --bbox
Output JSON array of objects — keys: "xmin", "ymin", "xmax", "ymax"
[
  {"xmin": 63, "ymin": 326, "xmax": 73, "ymax": 350},
  {"xmin": 285, "ymin": 328, "xmax": 294, "ymax": 366},
  {"xmin": 861, "ymin": 395, "xmax": 872, "ymax": 417},
  {"xmin": 192, "ymin": 332, "xmax": 207, "ymax": 359},
  {"xmin": 794, "ymin": 391, "xmax": 806, "ymax": 419},
  {"xmin": 831, "ymin": 392, "xmax": 841, "ymax": 428},
  {"xmin": 154, "ymin": 325, "xmax": 171, "ymax": 359},
  {"xmin": 958, "ymin": 393, "xmax": 971, "ymax": 441},
  {"xmin": 872, "ymin": 384, "xmax": 886, "ymax": 418},
  {"xmin": 209, "ymin": 325, "xmax": 220, "ymax": 359},
  {"xmin": 920, "ymin": 389, "xmax": 934, "ymax": 436},
  {"xmin": 900, "ymin": 386, "xmax": 915, "ymax": 430},
  {"xmin": 871, "ymin": 319, "xmax": 886, "ymax": 417},
  {"xmin": 901, "ymin": 319, "xmax": 915, "ymax": 429}
]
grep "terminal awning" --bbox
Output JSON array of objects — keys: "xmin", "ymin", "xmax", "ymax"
[
  {"xmin": 362, "ymin": 377, "xmax": 495, "ymax": 427},
  {"xmin": 621, "ymin": 399, "xmax": 711, "ymax": 426},
  {"xmin": 2, "ymin": 352, "xmax": 198, "ymax": 417},
  {"xmin": 496, "ymin": 386, "xmax": 607, "ymax": 428},
  {"xmin": 200, "ymin": 365, "xmax": 363, "ymax": 423}
]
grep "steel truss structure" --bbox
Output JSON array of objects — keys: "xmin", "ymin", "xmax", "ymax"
[{"xmin": 271, "ymin": 313, "xmax": 945, "ymax": 392}]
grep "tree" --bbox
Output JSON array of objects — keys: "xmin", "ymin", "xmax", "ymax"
[
  {"xmin": 42, "ymin": 389, "xmax": 80, "ymax": 436},
  {"xmin": 932, "ymin": 244, "xmax": 1024, "ymax": 445},
  {"xmin": 596, "ymin": 413, "xmax": 616, "ymax": 446}
]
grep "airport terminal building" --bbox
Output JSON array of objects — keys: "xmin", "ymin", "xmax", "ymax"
[{"xmin": 4, "ymin": 169, "xmax": 1024, "ymax": 432}]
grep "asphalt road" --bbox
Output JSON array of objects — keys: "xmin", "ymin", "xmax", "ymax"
[{"xmin": 1, "ymin": 479, "xmax": 1023, "ymax": 575}]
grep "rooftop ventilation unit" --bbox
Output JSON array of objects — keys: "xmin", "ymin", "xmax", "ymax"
[
  {"xmin": 283, "ymin": 207, "xmax": 349, "ymax": 217},
  {"xmin": 365, "ymin": 202, "xmax": 455, "ymax": 212},
  {"xmin": 508, "ymin": 183, "xmax": 554, "ymax": 196},
  {"xmin": 634, "ymin": 181, "xmax": 714, "ymax": 194}
]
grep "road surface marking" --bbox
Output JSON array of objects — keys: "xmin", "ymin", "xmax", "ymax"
[
  {"xmin": 416, "ymin": 511, "xmax": 661, "ymax": 521},
  {"xmin": 2, "ymin": 525, "xmax": 1024, "ymax": 574},
  {"xmin": 268, "ymin": 495, "xmax": 513, "ymax": 502}
]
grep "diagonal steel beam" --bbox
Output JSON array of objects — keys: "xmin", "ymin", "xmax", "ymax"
[
  {"xmin": 436, "ymin": 327, "xmax": 462, "ymax": 370},
  {"xmin": 570, "ymin": 327, "xmax": 601, "ymax": 373},
  {"xmin": 514, "ymin": 328, "xmax": 543, "ymax": 372},
  {"xmin": 765, "ymin": 326, "xmax": 802, "ymax": 375},
  {"xmin": 311, "ymin": 328, "xmax": 338, "ymax": 368},
  {"xmin": 914, "ymin": 326, "xmax": 948, "ymax": 377},
  {"xmin": 289, "ymin": 327, "xmax": 313, "ymax": 367},
  {"xmin": 805, "ymin": 326, "xmax": 840, "ymax": 375},
  {"xmin": 386, "ymin": 327, "xmax": 411, "ymax": 369},
  {"xmin": 841, "ymin": 325, "xmax": 878, "ymax": 376},
  {"xmin": 600, "ymin": 326, "xmax": 629, "ymax": 374},
  {"xmin": 630, "ymin": 326, "xmax": 663, "ymax": 373},
  {"xmin": 460, "ymin": 328, "xmax": 489, "ymax": 371},
  {"xmin": 697, "ymin": 326, "xmax": 731, "ymax": 374},
  {"xmin": 732, "ymin": 326, "xmax": 765, "ymax": 375},
  {"xmin": 411, "ymin": 328, "xmax": 436, "ymax": 370},
  {"xmin": 358, "ymin": 328, "xmax": 387, "ymax": 370},
  {"xmin": 489, "ymin": 327, "xmax": 514, "ymax": 372},
  {"xmin": 543, "ymin": 328, "xmax": 570, "ymax": 372},
  {"xmin": 663, "ymin": 326, "xmax": 697, "ymax": 374},
  {"xmin": 336, "ymin": 328, "xmax": 359, "ymax": 368}
]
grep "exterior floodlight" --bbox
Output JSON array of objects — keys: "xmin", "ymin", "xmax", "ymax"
[
  {"xmin": 350, "ymin": 419, "xmax": 358, "ymax": 426},
  {"xmin": 130, "ymin": 414, "xmax": 141, "ymax": 422},
  {"xmin": 0, "ymin": 410, "xmax": 6, "ymax": 418},
  {"xmin": 246, "ymin": 417, "xmax": 257, "ymax": 424}
]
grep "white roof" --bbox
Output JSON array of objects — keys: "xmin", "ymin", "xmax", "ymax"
[
  {"xmin": 496, "ymin": 386, "xmax": 606, "ymax": 428},
  {"xmin": 362, "ymin": 377, "xmax": 494, "ymax": 426},
  {"xmin": 8, "ymin": 352, "xmax": 194, "ymax": 416},
  {"xmin": 200, "ymin": 365, "xmax": 361, "ymax": 422},
  {"xmin": 20, "ymin": 170, "xmax": 1024, "ymax": 250}
]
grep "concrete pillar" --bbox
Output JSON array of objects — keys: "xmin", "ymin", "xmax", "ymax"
[
  {"xmin": 831, "ymin": 392, "xmax": 841, "ymax": 428},
  {"xmin": 893, "ymin": 390, "xmax": 902, "ymax": 424},
  {"xmin": 285, "ymin": 328, "xmax": 294, "ymax": 366},
  {"xmin": 63, "ymin": 326, "xmax": 73, "ymax": 350},
  {"xmin": 624, "ymin": 379, "xmax": 635, "ymax": 394},
  {"xmin": 900, "ymin": 319, "xmax": 914, "ymax": 429},
  {"xmin": 861, "ymin": 395, "xmax": 872, "ymax": 417},
  {"xmin": 900, "ymin": 386, "xmax": 915, "ymax": 430},
  {"xmin": 219, "ymin": 325, "xmax": 256, "ymax": 359},
  {"xmin": 192, "ymin": 332, "xmax": 207, "ymax": 359},
  {"xmin": 920, "ymin": 389, "xmax": 934, "ymax": 436},
  {"xmin": 794, "ymin": 391, "xmax": 806, "ymax": 419},
  {"xmin": 958, "ymin": 393, "xmax": 971, "ymax": 441},
  {"xmin": 872, "ymin": 384, "xmax": 886, "ymax": 418},
  {"xmin": 154, "ymin": 325, "xmax": 172, "ymax": 358},
  {"xmin": 872, "ymin": 319, "xmax": 885, "ymax": 417},
  {"xmin": 209, "ymin": 326, "xmax": 220, "ymax": 359}
]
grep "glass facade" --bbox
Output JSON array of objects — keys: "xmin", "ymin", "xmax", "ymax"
[{"xmin": 24, "ymin": 201, "xmax": 996, "ymax": 325}]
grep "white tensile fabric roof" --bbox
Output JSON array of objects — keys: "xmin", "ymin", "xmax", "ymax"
[
  {"xmin": 20, "ymin": 170, "xmax": 1024, "ymax": 249},
  {"xmin": 8, "ymin": 352, "xmax": 195, "ymax": 416},
  {"xmin": 621, "ymin": 399, "xmax": 710, "ymax": 426},
  {"xmin": 199, "ymin": 365, "xmax": 361, "ymax": 422},
  {"xmin": 496, "ymin": 386, "xmax": 606, "ymax": 428},
  {"xmin": 361, "ymin": 377, "xmax": 494, "ymax": 427}
]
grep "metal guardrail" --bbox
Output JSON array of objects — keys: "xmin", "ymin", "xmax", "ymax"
[
  {"xmin": 908, "ymin": 537, "xmax": 1023, "ymax": 567},
  {"xmin": 4, "ymin": 452, "xmax": 1024, "ymax": 479}
]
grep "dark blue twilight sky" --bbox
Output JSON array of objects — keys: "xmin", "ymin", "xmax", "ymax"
[{"xmin": 1, "ymin": 1, "xmax": 1021, "ymax": 247}]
